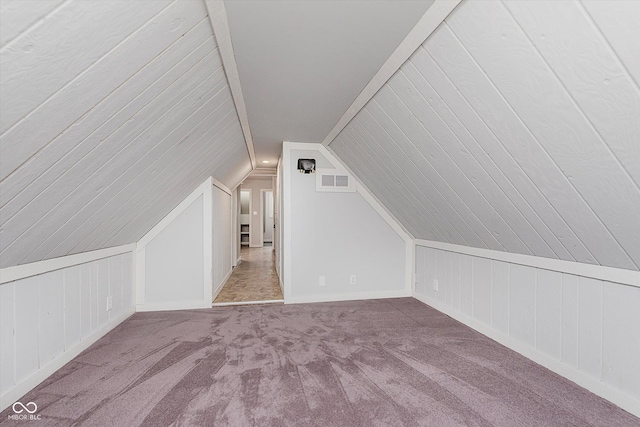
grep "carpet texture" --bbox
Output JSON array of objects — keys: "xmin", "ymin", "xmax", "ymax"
[{"xmin": 1, "ymin": 298, "xmax": 637, "ymax": 426}]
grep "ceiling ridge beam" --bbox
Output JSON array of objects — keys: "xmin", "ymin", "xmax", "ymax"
[
  {"xmin": 205, "ymin": 0, "xmax": 257, "ymax": 169},
  {"xmin": 321, "ymin": 0, "xmax": 462, "ymax": 147}
]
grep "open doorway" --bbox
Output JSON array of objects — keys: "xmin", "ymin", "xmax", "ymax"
[
  {"xmin": 213, "ymin": 180, "xmax": 282, "ymax": 306},
  {"xmin": 240, "ymin": 189, "xmax": 251, "ymax": 247},
  {"xmin": 262, "ymin": 190, "xmax": 274, "ymax": 247}
]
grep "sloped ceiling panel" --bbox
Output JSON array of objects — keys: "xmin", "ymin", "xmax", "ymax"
[
  {"xmin": 0, "ymin": 0, "xmax": 251, "ymax": 268},
  {"xmin": 331, "ymin": 0, "xmax": 640, "ymax": 271}
]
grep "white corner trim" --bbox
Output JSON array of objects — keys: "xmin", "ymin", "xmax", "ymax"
[
  {"xmin": 282, "ymin": 142, "xmax": 292, "ymax": 302},
  {"xmin": 205, "ymin": 0, "xmax": 257, "ymax": 169},
  {"xmin": 412, "ymin": 294, "xmax": 640, "ymax": 418},
  {"xmin": 212, "ymin": 177, "xmax": 232, "ymax": 195},
  {"xmin": 135, "ymin": 300, "xmax": 212, "ymax": 312},
  {"xmin": 0, "ymin": 244, "xmax": 136, "ymax": 284},
  {"xmin": 321, "ymin": 0, "xmax": 462, "ymax": 146},
  {"xmin": 285, "ymin": 289, "xmax": 411, "ymax": 305},
  {"xmin": 203, "ymin": 177, "xmax": 214, "ymax": 306},
  {"xmin": 136, "ymin": 180, "xmax": 208, "ymax": 250},
  {"xmin": 415, "ymin": 239, "xmax": 640, "ymax": 288},
  {"xmin": 0, "ymin": 307, "xmax": 135, "ymax": 411}
]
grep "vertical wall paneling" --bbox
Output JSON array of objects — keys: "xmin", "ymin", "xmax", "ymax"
[
  {"xmin": 561, "ymin": 274, "xmax": 579, "ymax": 369},
  {"xmin": 602, "ymin": 283, "xmax": 640, "ymax": 400},
  {"xmin": 0, "ymin": 252, "xmax": 135, "ymax": 411},
  {"xmin": 450, "ymin": 252, "xmax": 461, "ymax": 311},
  {"xmin": 13, "ymin": 276, "xmax": 39, "ymax": 384},
  {"xmin": 414, "ymin": 242, "xmax": 640, "ymax": 416},
  {"xmin": 491, "ymin": 260, "xmax": 509, "ymax": 335},
  {"xmin": 459, "ymin": 254, "xmax": 473, "ymax": 317},
  {"xmin": 472, "ymin": 257, "xmax": 491, "ymax": 326},
  {"xmin": 578, "ymin": 277, "xmax": 603, "ymax": 379},
  {"xmin": 508, "ymin": 264, "xmax": 536, "ymax": 347},
  {"xmin": 64, "ymin": 266, "xmax": 82, "ymax": 351},
  {"xmin": 0, "ymin": 282, "xmax": 15, "ymax": 396},
  {"xmin": 535, "ymin": 269, "xmax": 562, "ymax": 360},
  {"xmin": 38, "ymin": 270, "xmax": 64, "ymax": 366}
]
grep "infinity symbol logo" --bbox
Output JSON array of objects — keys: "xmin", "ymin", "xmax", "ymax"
[{"xmin": 12, "ymin": 401, "xmax": 37, "ymax": 414}]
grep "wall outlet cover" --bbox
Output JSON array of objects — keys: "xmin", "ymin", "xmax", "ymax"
[
  {"xmin": 319, "ymin": 276, "xmax": 326, "ymax": 287},
  {"xmin": 433, "ymin": 279, "xmax": 439, "ymax": 291},
  {"xmin": 350, "ymin": 275, "xmax": 356, "ymax": 284},
  {"xmin": 106, "ymin": 296, "xmax": 113, "ymax": 311}
]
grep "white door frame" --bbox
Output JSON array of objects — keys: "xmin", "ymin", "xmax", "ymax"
[{"xmin": 260, "ymin": 189, "xmax": 275, "ymax": 248}]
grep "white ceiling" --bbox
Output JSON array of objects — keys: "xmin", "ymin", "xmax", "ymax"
[
  {"xmin": 224, "ymin": 0, "xmax": 435, "ymax": 165},
  {"xmin": 330, "ymin": 0, "xmax": 640, "ymax": 271}
]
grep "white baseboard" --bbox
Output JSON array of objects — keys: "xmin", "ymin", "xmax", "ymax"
[
  {"xmin": 286, "ymin": 289, "xmax": 410, "ymax": 305},
  {"xmin": 412, "ymin": 293, "xmax": 640, "ymax": 418},
  {"xmin": 0, "ymin": 307, "xmax": 135, "ymax": 411},
  {"xmin": 135, "ymin": 300, "xmax": 211, "ymax": 312}
]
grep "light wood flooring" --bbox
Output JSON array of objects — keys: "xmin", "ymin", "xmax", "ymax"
[{"xmin": 213, "ymin": 246, "xmax": 284, "ymax": 304}]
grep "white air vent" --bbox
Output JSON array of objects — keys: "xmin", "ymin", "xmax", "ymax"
[{"xmin": 316, "ymin": 169, "xmax": 356, "ymax": 192}]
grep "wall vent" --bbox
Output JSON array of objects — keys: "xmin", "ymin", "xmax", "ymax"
[{"xmin": 316, "ymin": 169, "xmax": 356, "ymax": 192}]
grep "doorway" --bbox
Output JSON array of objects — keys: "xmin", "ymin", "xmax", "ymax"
[
  {"xmin": 240, "ymin": 189, "xmax": 251, "ymax": 247},
  {"xmin": 262, "ymin": 190, "xmax": 274, "ymax": 246}
]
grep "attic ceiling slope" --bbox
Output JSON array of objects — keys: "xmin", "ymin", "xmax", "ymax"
[
  {"xmin": 330, "ymin": 0, "xmax": 640, "ymax": 271},
  {"xmin": 0, "ymin": 0, "xmax": 251, "ymax": 268}
]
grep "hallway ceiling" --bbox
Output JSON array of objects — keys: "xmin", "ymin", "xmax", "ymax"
[{"xmin": 224, "ymin": 0, "xmax": 435, "ymax": 165}]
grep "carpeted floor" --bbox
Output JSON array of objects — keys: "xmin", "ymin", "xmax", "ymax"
[{"xmin": 2, "ymin": 298, "xmax": 637, "ymax": 426}]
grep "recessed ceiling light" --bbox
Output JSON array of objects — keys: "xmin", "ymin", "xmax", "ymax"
[{"xmin": 262, "ymin": 160, "xmax": 270, "ymax": 164}]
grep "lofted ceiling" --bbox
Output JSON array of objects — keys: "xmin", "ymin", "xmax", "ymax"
[
  {"xmin": 0, "ymin": 0, "xmax": 251, "ymax": 268},
  {"xmin": 330, "ymin": 0, "xmax": 640, "ymax": 271},
  {"xmin": 224, "ymin": 0, "xmax": 435, "ymax": 165},
  {"xmin": 2, "ymin": 0, "xmax": 638, "ymax": 274}
]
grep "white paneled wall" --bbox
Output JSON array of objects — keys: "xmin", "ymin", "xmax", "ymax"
[
  {"xmin": 0, "ymin": 0, "xmax": 251, "ymax": 268},
  {"xmin": 414, "ymin": 244, "xmax": 640, "ymax": 416},
  {"xmin": 0, "ymin": 252, "xmax": 134, "ymax": 410},
  {"xmin": 212, "ymin": 185, "xmax": 233, "ymax": 296},
  {"xmin": 330, "ymin": 0, "xmax": 640, "ymax": 271}
]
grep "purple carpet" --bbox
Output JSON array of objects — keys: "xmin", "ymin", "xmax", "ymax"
[{"xmin": 2, "ymin": 298, "xmax": 637, "ymax": 426}]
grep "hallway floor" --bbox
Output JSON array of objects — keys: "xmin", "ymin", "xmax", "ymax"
[{"xmin": 213, "ymin": 246, "xmax": 283, "ymax": 304}]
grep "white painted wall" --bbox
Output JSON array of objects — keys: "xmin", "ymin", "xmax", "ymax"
[
  {"xmin": 136, "ymin": 179, "xmax": 213, "ymax": 311},
  {"xmin": 240, "ymin": 177, "xmax": 273, "ymax": 247},
  {"xmin": 414, "ymin": 242, "xmax": 640, "ymax": 417},
  {"xmin": 212, "ymin": 185, "xmax": 233, "ymax": 297},
  {"xmin": 0, "ymin": 251, "xmax": 134, "ymax": 411},
  {"xmin": 283, "ymin": 143, "xmax": 408, "ymax": 303},
  {"xmin": 144, "ymin": 195, "xmax": 205, "ymax": 306}
]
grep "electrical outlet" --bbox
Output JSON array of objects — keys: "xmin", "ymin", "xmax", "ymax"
[
  {"xmin": 350, "ymin": 275, "xmax": 356, "ymax": 285},
  {"xmin": 433, "ymin": 279, "xmax": 439, "ymax": 291},
  {"xmin": 319, "ymin": 276, "xmax": 326, "ymax": 287},
  {"xmin": 106, "ymin": 296, "xmax": 113, "ymax": 311}
]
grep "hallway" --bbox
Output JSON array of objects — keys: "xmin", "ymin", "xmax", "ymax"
[{"xmin": 213, "ymin": 246, "xmax": 284, "ymax": 305}]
